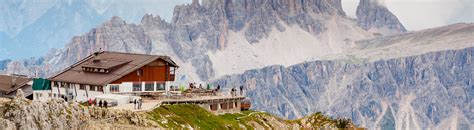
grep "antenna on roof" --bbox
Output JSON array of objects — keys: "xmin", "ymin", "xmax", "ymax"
[{"xmin": 11, "ymin": 76, "xmax": 17, "ymax": 88}]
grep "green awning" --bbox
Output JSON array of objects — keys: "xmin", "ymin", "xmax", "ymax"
[{"xmin": 32, "ymin": 78, "xmax": 51, "ymax": 90}]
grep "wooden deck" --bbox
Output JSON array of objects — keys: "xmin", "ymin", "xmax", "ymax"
[
  {"xmin": 110, "ymin": 95, "xmax": 245, "ymax": 112},
  {"xmin": 161, "ymin": 96, "xmax": 245, "ymax": 104}
]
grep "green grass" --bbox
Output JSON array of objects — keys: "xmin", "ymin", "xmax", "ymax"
[
  {"xmin": 146, "ymin": 104, "xmax": 357, "ymax": 129},
  {"xmin": 147, "ymin": 104, "xmax": 252, "ymax": 129}
]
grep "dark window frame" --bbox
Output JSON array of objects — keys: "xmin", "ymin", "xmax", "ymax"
[
  {"xmin": 133, "ymin": 83, "xmax": 142, "ymax": 91},
  {"xmin": 145, "ymin": 83, "xmax": 154, "ymax": 91},
  {"xmin": 156, "ymin": 83, "xmax": 165, "ymax": 90},
  {"xmin": 97, "ymin": 86, "xmax": 103, "ymax": 92},
  {"xmin": 79, "ymin": 84, "xmax": 86, "ymax": 90},
  {"xmin": 90, "ymin": 86, "xmax": 96, "ymax": 91},
  {"xmin": 110, "ymin": 85, "xmax": 120, "ymax": 92}
]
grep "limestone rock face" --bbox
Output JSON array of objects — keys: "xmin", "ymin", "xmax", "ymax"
[
  {"xmin": 6, "ymin": 0, "xmax": 354, "ymax": 81},
  {"xmin": 167, "ymin": 0, "xmax": 346, "ymax": 80},
  {"xmin": 356, "ymin": 0, "xmax": 406, "ymax": 35},
  {"xmin": 213, "ymin": 47, "xmax": 473, "ymax": 129},
  {"xmin": 1, "ymin": 89, "xmax": 154, "ymax": 129}
]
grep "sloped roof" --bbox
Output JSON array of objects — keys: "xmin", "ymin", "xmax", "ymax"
[
  {"xmin": 82, "ymin": 59, "xmax": 130, "ymax": 70},
  {"xmin": 49, "ymin": 51, "xmax": 179, "ymax": 86},
  {"xmin": 0, "ymin": 75, "xmax": 32, "ymax": 94}
]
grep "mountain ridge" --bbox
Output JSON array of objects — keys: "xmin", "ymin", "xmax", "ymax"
[
  {"xmin": 4, "ymin": 0, "xmax": 402, "ymax": 80},
  {"xmin": 212, "ymin": 47, "xmax": 472, "ymax": 129},
  {"xmin": 356, "ymin": 0, "xmax": 406, "ymax": 35}
]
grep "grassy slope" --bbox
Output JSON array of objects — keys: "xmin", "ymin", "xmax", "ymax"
[
  {"xmin": 0, "ymin": 99, "xmax": 357, "ymax": 129},
  {"xmin": 147, "ymin": 104, "xmax": 356, "ymax": 129}
]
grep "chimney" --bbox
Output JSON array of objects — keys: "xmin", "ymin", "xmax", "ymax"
[
  {"xmin": 93, "ymin": 51, "xmax": 101, "ymax": 63},
  {"xmin": 11, "ymin": 76, "xmax": 17, "ymax": 88}
]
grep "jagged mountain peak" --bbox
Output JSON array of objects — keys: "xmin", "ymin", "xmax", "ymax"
[
  {"xmin": 109, "ymin": 16, "xmax": 126, "ymax": 23},
  {"xmin": 356, "ymin": 0, "xmax": 406, "ymax": 35},
  {"xmin": 195, "ymin": 0, "xmax": 345, "ymax": 15},
  {"xmin": 140, "ymin": 14, "xmax": 168, "ymax": 26}
]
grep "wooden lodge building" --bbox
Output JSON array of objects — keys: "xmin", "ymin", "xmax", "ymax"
[
  {"xmin": 46, "ymin": 51, "xmax": 179, "ymax": 102},
  {"xmin": 0, "ymin": 74, "xmax": 33, "ymax": 99},
  {"xmin": 6, "ymin": 51, "xmax": 248, "ymax": 114}
]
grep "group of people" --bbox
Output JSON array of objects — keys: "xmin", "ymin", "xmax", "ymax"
[
  {"xmin": 133, "ymin": 98, "xmax": 143, "ymax": 110},
  {"xmin": 189, "ymin": 82, "xmax": 208, "ymax": 89},
  {"xmin": 230, "ymin": 85, "xmax": 244, "ymax": 96},
  {"xmin": 188, "ymin": 82, "xmax": 199, "ymax": 89},
  {"xmin": 189, "ymin": 83, "xmax": 220, "ymax": 91},
  {"xmin": 88, "ymin": 98, "xmax": 109, "ymax": 108},
  {"xmin": 187, "ymin": 82, "xmax": 245, "ymax": 96}
]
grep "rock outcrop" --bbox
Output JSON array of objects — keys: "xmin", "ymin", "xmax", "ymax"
[
  {"xmin": 212, "ymin": 47, "xmax": 473, "ymax": 129},
  {"xmin": 0, "ymin": 89, "xmax": 154, "ymax": 129},
  {"xmin": 356, "ymin": 0, "xmax": 406, "ymax": 35}
]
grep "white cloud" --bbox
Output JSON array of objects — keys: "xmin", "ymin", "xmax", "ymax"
[{"xmin": 342, "ymin": 0, "xmax": 474, "ymax": 31}]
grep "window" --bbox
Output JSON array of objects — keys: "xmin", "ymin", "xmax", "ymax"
[
  {"xmin": 145, "ymin": 83, "xmax": 154, "ymax": 91},
  {"xmin": 221, "ymin": 103, "xmax": 230, "ymax": 109},
  {"xmin": 110, "ymin": 85, "xmax": 119, "ymax": 92},
  {"xmin": 133, "ymin": 83, "xmax": 141, "ymax": 91},
  {"xmin": 157, "ymin": 83, "xmax": 165, "ymax": 90},
  {"xmin": 79, "ymin": 84, "xmax": 86, "ymax": 90},
  {"xmin": 54, "ymin": 93, "xmax": 57, "ymax": 97},
  {"xmin": 48, "ymin": 93, "xmax": 52, "ymax": 97},
  {"xmin": 61, "ymin": 83, "xmax": 67, "ymax": 88},
  {"xmin": 53, "ymin": 82, "xmax": 59, "ymax": 88},
  {"xmin": 90, "ymin": 86, "xmax": 96, "ymax": 91},
  {"xmin": 170, "ymin": 67, "xmax": 176, "ymax": 74},
  {"xmin": 97, "ymin": 86, "xmax": 103, "ymax": 92},
  {"xmin": 210, "ymin": 104, "xmax": 218, "ymax": 111}
]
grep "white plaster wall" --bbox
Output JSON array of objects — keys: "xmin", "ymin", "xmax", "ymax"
[
  {"xmin": 33, "ymin": 90, "xmax": 52, "ymax": 102},
  {"xmin": 120, "ymin": 82, "xmax": 133, "ymax": 92}
]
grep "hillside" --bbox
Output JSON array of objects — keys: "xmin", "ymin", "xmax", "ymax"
[
  {"xmin": 0, "ymin": 92, "xmax": 359, "ymax": 129},
  {"xmin": 213, "ymin": 47, "xmax": 473, "ymax": 129},
  {"xmin": 148, "ymin": 104, "xmax": 357, "ymax": 129}
]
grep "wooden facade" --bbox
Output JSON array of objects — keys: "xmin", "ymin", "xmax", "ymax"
[{"xmin": 111, "ymin": 59, "xmax": 176, "ymax": 84}]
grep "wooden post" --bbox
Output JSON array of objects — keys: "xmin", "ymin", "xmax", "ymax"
[{"xmin": 57, "ymin": 82, "xmax": 61, "ymax": 99}]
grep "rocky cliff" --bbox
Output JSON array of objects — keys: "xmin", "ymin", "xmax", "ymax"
[
  {"xmin": 0, "ymin": 90, "xmax": 153, "ymax": 129},
  {"xmin": 0, "ymin": 90, "xmax": 358, "ymax": 129},
  {"xmin": 212, "ymin": 47, "xmax": 473, "ymax": 129},
  {"xmin": 356, "ymin": 0, "xmax": 406, "ymax": 35}
]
